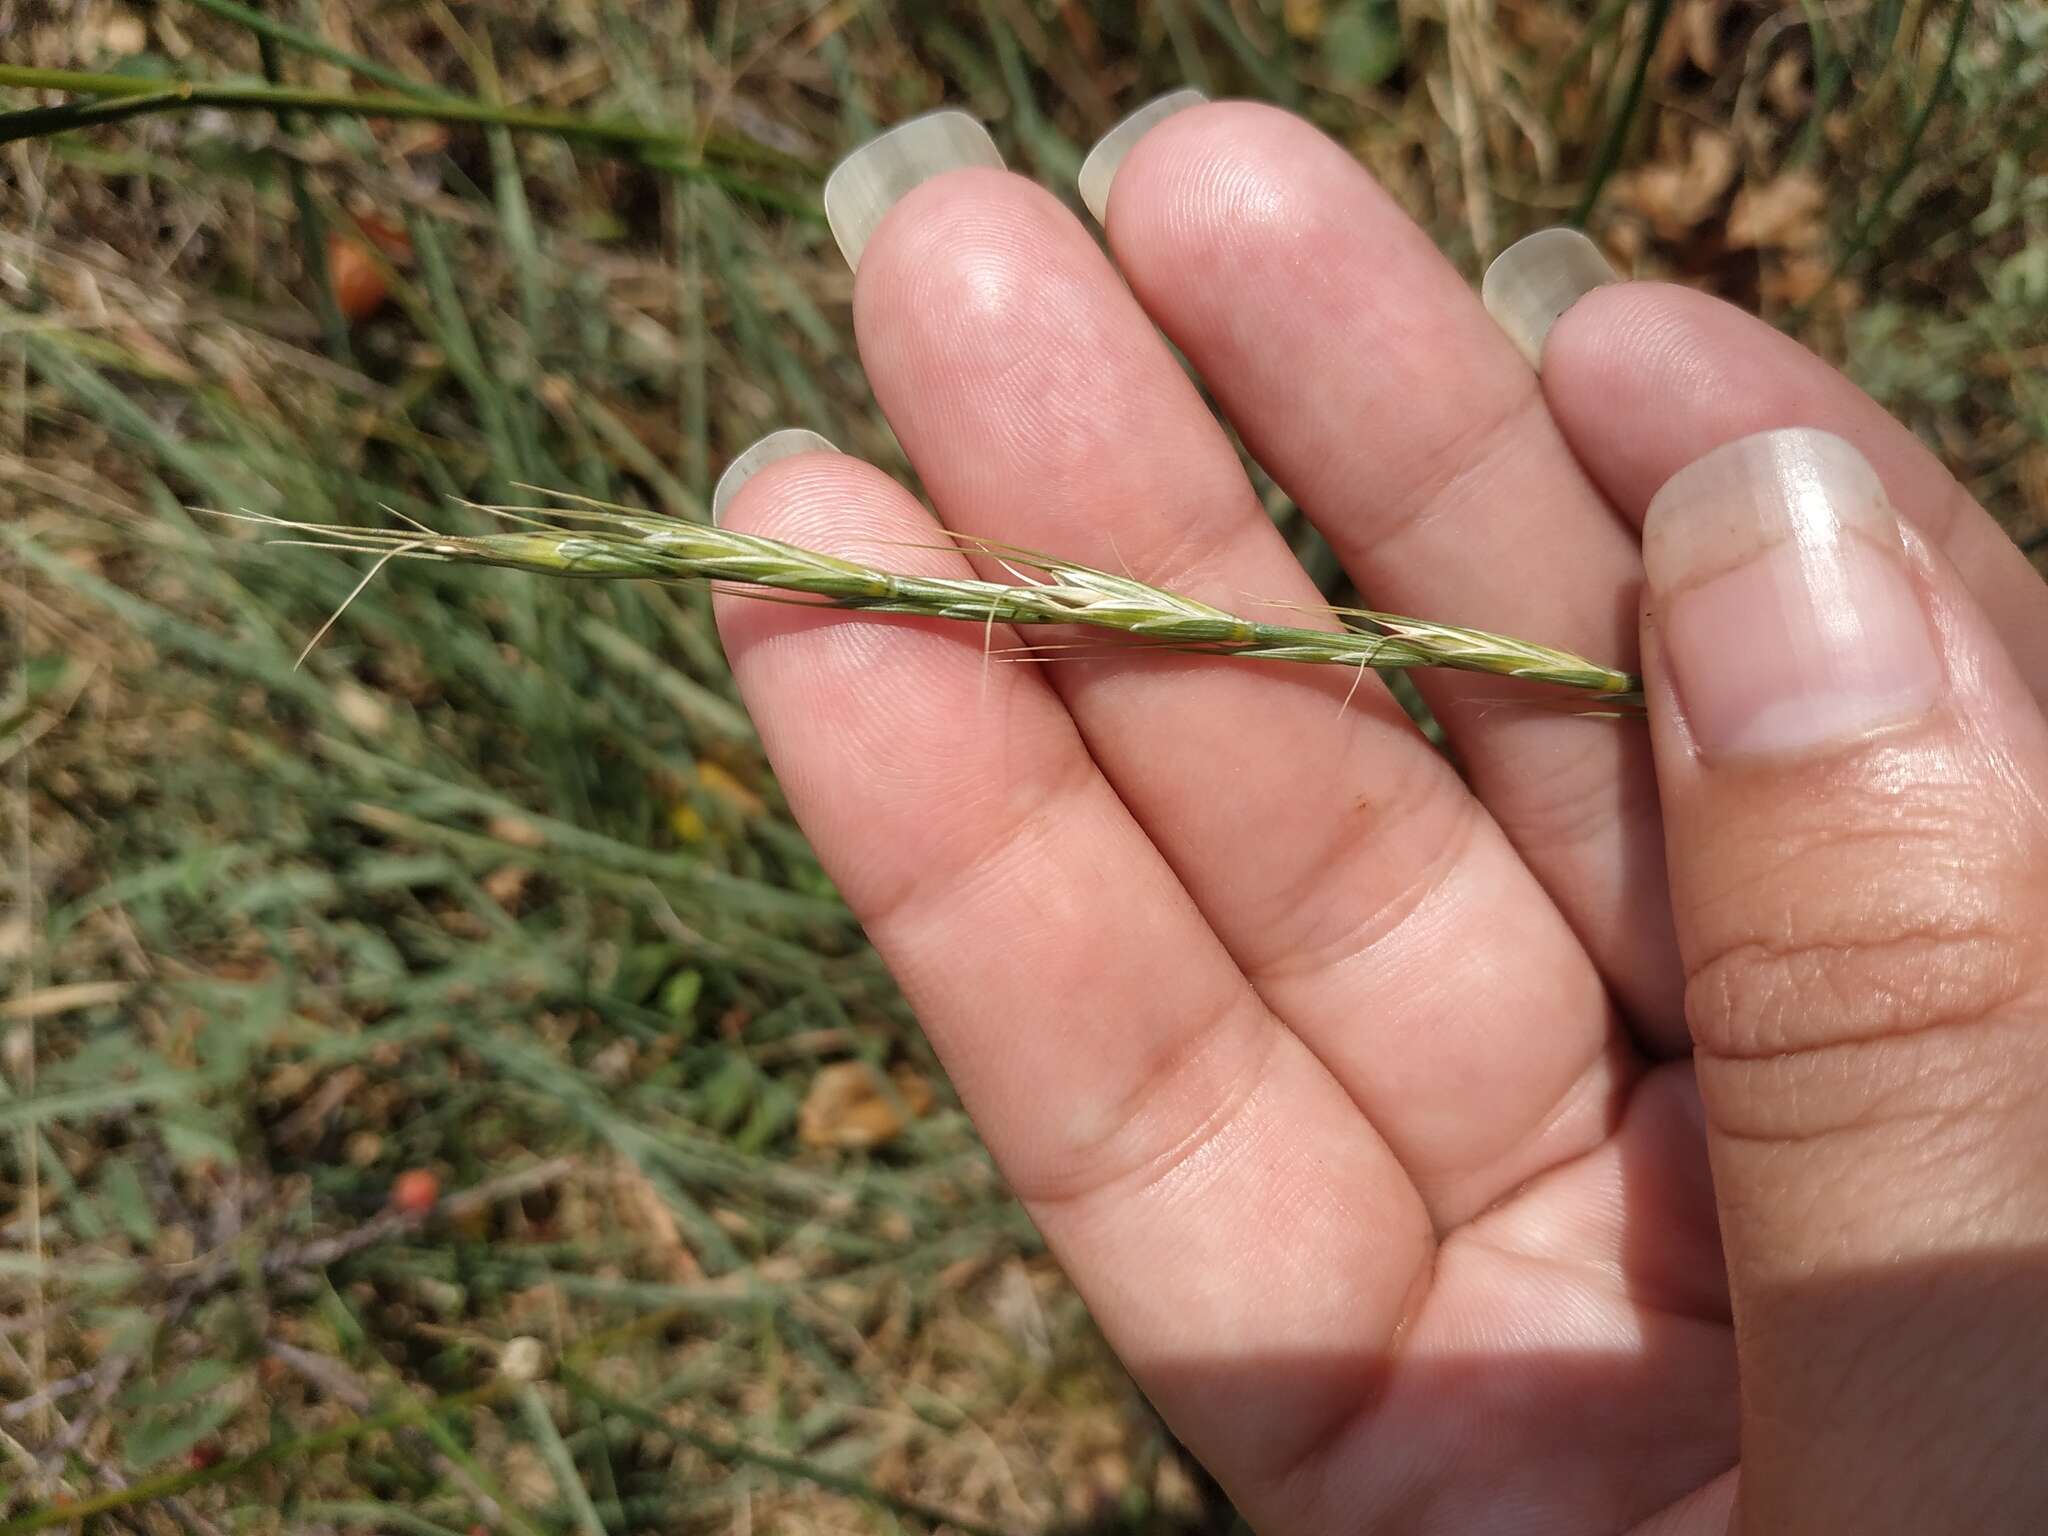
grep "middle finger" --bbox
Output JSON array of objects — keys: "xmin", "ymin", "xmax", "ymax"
[{"xmin": 826, "ymin": 115, "xmax": 1637, "ymax": 1226}]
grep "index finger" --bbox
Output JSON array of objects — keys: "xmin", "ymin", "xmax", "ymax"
[{"xmin": 712, "ymin": 443, "xmax": 1434, "ymax": 1485}]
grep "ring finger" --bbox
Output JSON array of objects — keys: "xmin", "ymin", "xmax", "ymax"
[{"xmin": 1088, "ymin": 98, "xmax": 1684, "ymax": 1044}]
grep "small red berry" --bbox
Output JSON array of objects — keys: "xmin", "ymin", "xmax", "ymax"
[
  {"xmin": 391, "ymin": 1168, "xmax": 440, "ymax": 1216},
  {"xmin": 188, "ymin": 1440, "xmax": 224, "ymax": 1470},
  {"xmin": 323, "ymin": 214, "xmax": 410, "ymax": 324},
  {"xmin": 326, "ymin": 234, "xmax": 388, "ymax": 321}
]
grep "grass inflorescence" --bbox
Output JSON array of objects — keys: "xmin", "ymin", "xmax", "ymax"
[{"xmin": 231, "ymin": 499, "xmax": 1645, "ymax": 704}]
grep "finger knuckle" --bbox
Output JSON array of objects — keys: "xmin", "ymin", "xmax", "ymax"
[
  {"xmin": 1686, "ymin": 919, "xmax": 2033, "ymax": 1064},
  {"xmin": 1683, "ymin": 777, "xmax": 2048, "ymax": 1065}
]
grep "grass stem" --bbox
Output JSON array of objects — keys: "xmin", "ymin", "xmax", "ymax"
[
  {"xmin": 0, "ymin": 65, "xmax": 820, "ymax": 214},
  {"xmin": 1569, "ymin": 0, "xmax": 1674, "ymax": 227}
]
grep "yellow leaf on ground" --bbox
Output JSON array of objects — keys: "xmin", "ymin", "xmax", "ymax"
[
  {"xmin": 799, "ymin": 1062, "xmax": 934, "ymax": 1150},
  {"xmin": 668, "ymin": 802, "xmax": 708, "ymax": 843},
  {"xmin": 612, "ymin": 1156, "xmax": 705, "ymax": 1281},
  {"xmin": 697, "ymin": 761, "xmax": 767, "ymax": 819},
  {"xmin": 1617, "ymin": 129, "xmax": 1736, "ymax": 238},
  {"xmin": 1728, "ymin": 172, "xmax": 1827, "ymax": 250}
]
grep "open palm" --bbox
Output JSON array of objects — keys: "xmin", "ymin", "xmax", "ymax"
[{"xmin": 711, "ymin": 103, "xmax": 2048, "ymax": 1533}]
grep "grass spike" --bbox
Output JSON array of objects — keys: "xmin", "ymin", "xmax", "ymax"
[{"xmin": 216, "ymin": 496, "xmax": 1644, "ymax": 706}]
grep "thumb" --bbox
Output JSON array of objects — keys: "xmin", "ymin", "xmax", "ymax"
[{"xmin": 1641, "ymin": 428, "xmax": 2048, "ymax": 1533}]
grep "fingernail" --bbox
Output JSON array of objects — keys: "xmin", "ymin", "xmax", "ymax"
[
  {"xmin": 1646, "ymin": 427, "xmax": 1943, "ymax": 759},
  {"xmin": 1481, "ymin": 228, "xmax": 1620, "ymax": 368},
  {"xmin": 1077, "ymin": 88, "xmax": 1208, "ymax": 225},
  {"xmin": 823, "ymin": 110, "xmax": 1004, "ymax": 271},
  {"xmin": 711, "ymin": 429, "xmax": 837, "ymax": 524}
]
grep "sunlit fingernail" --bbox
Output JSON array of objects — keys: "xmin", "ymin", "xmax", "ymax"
[
  {"xmin": 1077, "ymin": 88, "xmax": 1208, "ymax": 225},
  {"xmin": 822, "ymin": 110, "xmax": 1004, "ymax": 271},
  {"xmin": 1481, "ymin": 228, "xmax": 1621, "ymax": 368},
  {"xmin": 711, "ymin": 429, "xmax": 837, "ymax": 524},
  {"xmin": 1646, "ymin": 427, "xmax": 1943, "ymax": 760}
]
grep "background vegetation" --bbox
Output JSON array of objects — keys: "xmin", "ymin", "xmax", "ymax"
[{"xmin": 4, "ymin": 0, "xmax": 2043, "ymax": 1530}]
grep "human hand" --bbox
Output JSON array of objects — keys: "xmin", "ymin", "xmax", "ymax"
[{"xmin": 711, "ymin": 100, "xmax": 2048, "ymax": 1534}]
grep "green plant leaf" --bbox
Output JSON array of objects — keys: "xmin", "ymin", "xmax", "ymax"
[{"xmin": 1323, "ymin": 0, "xmax": 1404, "ymax": 86}]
